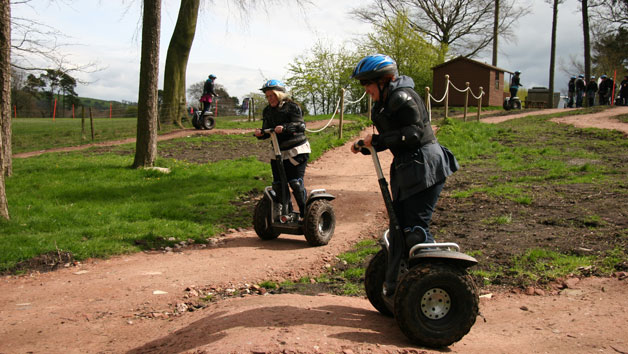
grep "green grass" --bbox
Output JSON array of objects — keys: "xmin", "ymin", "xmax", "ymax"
[
  {"xmin": 0, "ymin": 153, "xmax": 270, "ymax": 271},
  {"xmin": 509, "ymin": 248, "xmax": 594, "ymax": 284},
  {"xmin": 1, "ymin": 113, "xmax": 371, "ymax": 272}
]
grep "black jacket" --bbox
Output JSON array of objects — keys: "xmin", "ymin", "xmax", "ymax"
[
  {"xmin": 586, "ymin": 81, "xmax": 598, "ymax": 93},
  {"xmin": 366, "ymin": 76, "xmax": 458, "ymax": 200},
  {"xmin": 576, "ymin": 78, "xmax": 586, "ymax": 91},
  {"xmin": 203, "ymin": 79, "xmax": 216, "ymax": 96},
  {"xmin": 258, "ymin": 100, "xmax": 307, "ymax": 151},
  {"xmin": 568, "ymin": 79, "xmax": 575, "ymax": 93}
]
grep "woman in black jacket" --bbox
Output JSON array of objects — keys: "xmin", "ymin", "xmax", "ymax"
[
  {"xmin": 350, "ymin": 55, "xmax": 459, "ymax": 293},
  {"xmin": 254, "ymin": 79, "xmax": 310, "ymax": 218}
]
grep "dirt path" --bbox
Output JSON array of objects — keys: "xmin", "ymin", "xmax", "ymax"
[
  {"xmin": 2, "ymin": 110, "xmax": 628, "ymax": 354},
  {"xmin": 550, "ymin": 105, "xmax": 628, "ymax": 135}
]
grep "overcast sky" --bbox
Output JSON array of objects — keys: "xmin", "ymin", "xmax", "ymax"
[{"xmin": 12, "ymin": 0, "xmax": 589, "ymax": 103}]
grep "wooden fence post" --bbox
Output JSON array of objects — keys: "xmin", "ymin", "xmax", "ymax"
[
  {"xmin": 464, "ymin": 82, "xmax": 470, "ymax": 122},
  {"xmin": 89, "ymin": 107, "xmax": 95, "ymax": 141},
  {"xmin": 425, "ymin": 87, "xmax": 431, "ymax": 122},
  {"xmin": 477, "ymin": 87, "xmax": 483, "ymax": 122},
  {"xmin": 444, "ymin": 74, "xmax": 450, "ymax": 119},
  {"xmin": 339, "ymin": 88, "xmax": 345, "ymax": 139},
  {"xmin": 81, "ymin": 106, "xmax": 85, "ymax": 140}
]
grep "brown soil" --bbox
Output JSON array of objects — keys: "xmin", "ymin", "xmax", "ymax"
[{"xmin": 1, "ymin": 111, "xmax": 627, "ymax": 354}]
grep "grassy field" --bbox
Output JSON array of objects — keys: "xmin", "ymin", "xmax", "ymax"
[{"xmin": 1, "ymin": 114, "xmax": 369, "ymax": 272}]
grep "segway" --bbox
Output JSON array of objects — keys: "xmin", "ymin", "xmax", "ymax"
[
  {"xmin": 253, "ymin": 128, "xmax": 336, "ymax": 247},
  {"xmin": 503, "ymin": 96, "xmax": 522, "ymax": 110},
  {"xmin": 192, "ymin": 111, "xmax": 215, "ymax": 130},
  {"xmin": 355, "ymin": 140, "xmax": 479, "ymax": 348}
]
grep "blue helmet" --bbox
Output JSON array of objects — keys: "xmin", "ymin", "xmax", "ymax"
[
  {"xmin": 351, "ymin": 54, "xmax": 398, "ymax": 81},
  {"xmin": 570, "ymin": 75, "xmax": 576, "ymax": 79},
  {"xmin": 601, "ymin": 74, "xmax": 607, "ymax": 79},
  {"xmin": 514, "ymin": 70, "xmax": 521, "ymax": 74},
  {"xmin": 208, "ymin": 74, "xmax": 216, "ymax": 80},
  {"xmin": 578, "ymin": 74, "xmax": 584, "ymax": 78},
  {"xmin": 260, "ymin": 79, "xmax": 286, "ymax": 92}
]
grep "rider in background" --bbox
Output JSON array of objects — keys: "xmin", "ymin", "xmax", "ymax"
[
  {"xmin": 510, "ymin": 70, "xmax": 522, "ymax": 99},
  {"xmin": 586, "ymin": 76, "xmax": 598, "ymax": 107},
  {"xmin": 349, "ymin": 54, "xmax": 459, "ymax": 294},
  {"xmin": 200, "ymin": 74, "xmax": 218, "ymax": 116},
  {"xmin": 575, "ymin": 74, "xmax": 586, "ymax": 107},
  {"xmin": 254, "ymin": 79, "xmax": 311, "ymax": 219},
  {"xmin": 567, "ymin": 76, "xmax": 576, "ymax": 108}
]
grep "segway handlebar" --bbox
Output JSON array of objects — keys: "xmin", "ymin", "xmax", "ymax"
[
  {"xmin": 259, "ymin": 128, "xmax": 282, "ymax": 159},
  {"xmin": 354, "ymin": 140, "xmax": 385, "ymax": 180}
]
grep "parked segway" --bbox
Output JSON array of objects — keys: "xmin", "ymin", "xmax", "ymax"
[
  {"xmin": 253, "ymin": 128, "xmax": 336, "ymax": 246},
  {"xmin": 355, "ymin": 140, "xmax": 479, "ymax": 348}
]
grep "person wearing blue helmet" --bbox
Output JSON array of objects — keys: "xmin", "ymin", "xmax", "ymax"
[
  {"xmin": 510, "ymin": 70, "xmax": 522, "ymax": 99},
  {"xmin": 598, "ymin": 75, "xmax": 614, "ymax": 105},
  {"xmin": 200, "ymin": 74, "xmax": 218, "ymax": 115},
  {"xmin": 350, "ymin": 54, "xmax": 459, "ymax": 295},
  {"xmin": 254, "ymin": 79, "xmax": 310, "ymax": 218},
  {"xmin": 586, "ymin": 75, "xmax": 598, "ymax": 107},
  {"xmin": 567, "ymin": 76, "xmax": 576, "ymax": 108}
]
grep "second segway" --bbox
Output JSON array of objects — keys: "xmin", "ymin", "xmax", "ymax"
[{"xmin": 253, "ymin": 128, "xmax": 336, "ymax": 246}]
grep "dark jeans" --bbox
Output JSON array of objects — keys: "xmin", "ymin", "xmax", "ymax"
[
  {"xmin": 270, "ymin": 154, "xmax": 309, "ymax": 211},
  {"xmin": 576, "ymin": 90, "xmax": 584, "ymax": 107},
  {"xmin": 587, "ymin": 91, "xmax": 596, "ymax": 107},
  {"xmin": 392, "ymin": 179, "xmax": 446, "ymax": 243},
  {"xmin": 201, "ymin": 101, "xmax": 212, "ymax": 115},
  {"xmin": 510, "ymin": 87, "xmax": 518, "ymax": 98}
]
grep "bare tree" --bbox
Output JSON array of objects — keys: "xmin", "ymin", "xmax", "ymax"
[
  {"xmin": 0, "ymin": 0, "xmax": 11, "ymax": 219},
  {"xmin": 4, "ymin": 0, "xmax": 100, "ymax": 178},
  {"xmin": 352, "ymin": 0, "xmax": 528, "ymax": 59},
  {"xmin": 493, "ymin": 0, "xmax": 500, "ymax": 66},
  {"xmin": 160, "ymin": 0, "xmax": 199, "ymax": 128},
  {"xmin": 581, "ymin": 0, "xmax": 592, "ymax": 86},
  {"xmin": 547, "ymin": 0, "xmax": 565, "ymax": 108},
  {"xmin": 132, "ymin": 0, "xmax": 161, "ymax": 168}
]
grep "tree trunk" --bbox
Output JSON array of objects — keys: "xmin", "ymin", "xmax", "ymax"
[
  {"xmin": 0, "ymin": 0, "xmax": 11, "ymax": 219},
  {"xmin": 492, "ymin": 0, "xmax": 500, "ymax": 66},
  {"xmin": 582, "ymin": 0, "xmax": 591, "ymax": 84},
  {"xmin": 548, "ymin": 0, "xmax": 559, "ymax": 108},
  {"xmin": 133, "ymin": 0, "xmax": 161, "ymax": 169},
  {"xmin": 0, "ymin": 0, "xmax": 11, "ymax": 178},
  {"xmin": 161, "ymin": 0, "xmax": 199, "ymax": 128}
]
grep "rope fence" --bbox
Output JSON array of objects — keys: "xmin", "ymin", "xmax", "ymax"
[{"xmin": 425, "ymin": 74, "xmax": 485, "ymax": 122}]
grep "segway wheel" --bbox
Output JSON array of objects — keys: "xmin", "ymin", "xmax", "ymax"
[
  {"xmin": 364, "ymin": 249, "xmax": 393, "ymax": 317},
  {"xmin": 503, "ymin": 99, "xmax": 511, "ymax": 111},
  {"xmin": 513, "ymin": 99, "xmax": 522, "ymax": 110},
  {"xmin": 192, "ymin": 113, "xmax": 201, "ymax": 129},
  {"xmin": 201, "ymin": 115, "xmax": 215, "ymax": 130},
  {"xmin": 393, "ymin": 263, "xmax": 479, "ymax": 348},
  {"xmin": 253, "ymin": 197, "xmax": 280, "ymax": 240},
  {"xmin": 303, "ymin": 199, "xmax": 335, "ymax": 246}
]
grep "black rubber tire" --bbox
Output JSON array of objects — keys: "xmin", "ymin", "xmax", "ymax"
[
  {"xmin": 364, "ymin": 249, "xmax": 394, "ymax": 317},
  {"xmin": 201, "ymin": 115, "xmax": 215, "ymax": 130},
  {"xmin": 253, "ymin": 197, "xmax": 280, "ymax": 240},
  {"xmin": 513, "ymin": 99, "xmax": 522, "ymax": 110},
  {"xmin": 192, "ymin": 114, "xmax": 201, "ymax": 129},
  {"xmin": 393, "ymin": 263, "xmax": 479, "ymax": 348},
  {"xmin": 303, "ymin": 199, "xmax": 335, "ymax": 246},
  {"xmin": 503, "ymin": 99, "xmax": 511, "ymax": 111}
]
